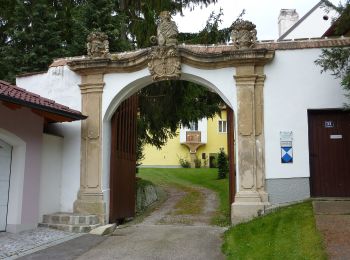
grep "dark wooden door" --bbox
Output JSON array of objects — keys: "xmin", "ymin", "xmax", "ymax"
[
  {"xmin": 110, "ymin": 94, "xmax": 138, "ymax": 223},
  {"xmin": 227, "ymin": 107, "xmax": 236, "ymax": 205},
  {"xmin": 308, "ymin": 110, "xmax": 350, "ymax": 197}
]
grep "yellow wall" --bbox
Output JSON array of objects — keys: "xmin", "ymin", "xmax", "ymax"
[{"xmin": 141, "ymin": 110, "xmax": 228, "ymax": 167}]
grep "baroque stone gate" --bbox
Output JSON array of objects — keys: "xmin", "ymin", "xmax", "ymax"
[{"xmin": 67, "ymin": 12, "xmax": 274, "ymax": 224}]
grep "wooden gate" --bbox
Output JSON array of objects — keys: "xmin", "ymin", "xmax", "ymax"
[
  {"xmin": 227, "ymin": 107, "xmax": 236, "ymax": 205},
  {"xmin": 308, "ymin": 110, "xmax": 350, "ymax": 197},
  {"xmin": 109, "ymin": 94, "xmax": 138, "ymax": 223}
]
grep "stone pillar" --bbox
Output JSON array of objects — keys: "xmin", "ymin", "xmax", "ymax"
[
  {"xmin": 73, "ymin": 74, "xmax": 106, "ymax": 224},
  {"xmin": 255, "ymin": 68, "xmax": 268, "ymax": 203},
  {"xmin": 231, "ymin": 65, "xmax": 269, "ymax": 224}
]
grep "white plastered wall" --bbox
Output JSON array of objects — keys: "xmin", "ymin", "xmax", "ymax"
[
  {"xmin": 16, "ymin": 66, "xmax": 82, "ymax": 212},
  {"xmin": 264, "ymin": 48, "xmax": 347, "ymax": 180},
  {"xmin": 284, "ymin": 7, "xmax": 338, "ymax": 39},
  {"xmin": 38, "ymin": 134, "xmax": 63, "ymax": 221}
]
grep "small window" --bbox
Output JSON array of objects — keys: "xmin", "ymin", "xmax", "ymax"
[
  {"xmin": 218, "ymin": 120, "xmax": 227, "ymax": 133},
  {"xmin": 189, "ymin": 121, "xmax": 198, "ymax": 131}
]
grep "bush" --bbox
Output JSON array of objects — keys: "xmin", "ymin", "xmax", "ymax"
[
  {"xmin": 179, "ymin": 157, "xmax": 191, "ymax": 168},
  {"xmin": 217, "ymin": 148, "xmax": 228, "ymax": 179},
  {"xmin": 194, "ymin": 156, "xmax": 201, "ymax": 168}
]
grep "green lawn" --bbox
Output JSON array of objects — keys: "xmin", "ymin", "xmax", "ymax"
[
  {"xmin": 222, "ymin": 201, "xmax": 327, "ymax": 260},
  {"xmin": 138, "ymin": 168, "xmax": 230, "ymax": 226}
]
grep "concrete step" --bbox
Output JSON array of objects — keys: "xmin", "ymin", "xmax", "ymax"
[
  {"xmin": 313, "ymin": 199, "xmax": 350, "ymax": 215},
  {"xmin": 42, "ymin": 212, "xmax": 99, "ymax": 225},
  {"xmin": 39, "ymin": 222, "xmax": 100, "ymax": 233}
]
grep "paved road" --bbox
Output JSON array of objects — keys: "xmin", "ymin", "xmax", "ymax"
[
  {"xmin": 77, "ymin": 186, "xmax": 225, "ymax": 260},
  {"xmin": 313, "ymin": 200, "xmax": 350, "ymax": 260},
  {"xmin": 20, "ymin": 186, "xmax": 226, "ymax": 260},
  {"xmin": 77, "ymin": 224, "xmax": 225, "ymax": 260}
]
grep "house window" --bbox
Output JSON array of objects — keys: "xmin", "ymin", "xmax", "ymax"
[
  {"xmin": 218, "ymin": 120, "xmax": 227, "ymax": 133},
  {"xmin": 189, "ymin": 121, "xmax": 198, "ymax": 131}
]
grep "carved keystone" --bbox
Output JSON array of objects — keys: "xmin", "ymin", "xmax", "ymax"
[{"xmin": 148, "ymin": 45, "xmax": 181, "ymax": 81}]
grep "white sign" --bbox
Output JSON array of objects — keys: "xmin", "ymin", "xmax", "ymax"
[
  {"xmin": 280, "ymin": 131, "xmax": 293, "ymax": 142},
  {"xmin": 330, "ymin": 134, "xmax": 342, "ymax": 139}
]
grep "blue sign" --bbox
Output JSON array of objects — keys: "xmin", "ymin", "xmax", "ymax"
[{"xmin": 281, "ymin": 146, "xmax": 293, "ymax": 163}]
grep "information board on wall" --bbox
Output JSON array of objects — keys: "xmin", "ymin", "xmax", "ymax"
[{"xmin": 280, "ymin": 131, "xmax": 293, "ymax": 163}]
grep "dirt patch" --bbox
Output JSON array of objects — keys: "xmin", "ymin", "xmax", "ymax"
[{"xmin": 140, "ymin": 186, "xmax": 219, "ymax": 226}]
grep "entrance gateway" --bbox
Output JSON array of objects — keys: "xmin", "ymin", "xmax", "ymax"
[{"xmin": 69, "ymin": 13, "xmax": 274, "ymax": 224}]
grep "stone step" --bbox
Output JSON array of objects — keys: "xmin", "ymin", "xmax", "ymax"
[
  {"xmin": 42, "ymin": 212, "xmax": 99, "ymax": 225},
  {"xmin": 313, "ymin": 199, "xmax": 350, "ymax": 215},
  {"xmin": 39, "ymin": 223, "xmax": 100, "ymax": 233}
]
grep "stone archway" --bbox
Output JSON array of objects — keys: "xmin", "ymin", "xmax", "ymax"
[{"xmin": 68, "ymin": 15, "xmax": 274, "ymax": 224}]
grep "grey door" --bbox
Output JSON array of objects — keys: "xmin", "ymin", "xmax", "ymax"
[{"xmin": 0, "ymin": 139, "xmax": 12, "ymax": 231}]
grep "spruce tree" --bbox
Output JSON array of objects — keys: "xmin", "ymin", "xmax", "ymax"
[{"xmin": 217, "ymin": 148, "xmax": 228, "ymax": 179}]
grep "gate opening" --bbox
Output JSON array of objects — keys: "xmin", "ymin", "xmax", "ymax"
[{"xmin": 108, "ymin": 81, "xmax": 235, "ymax": 224}]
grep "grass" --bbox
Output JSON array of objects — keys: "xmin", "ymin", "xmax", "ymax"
[
  {"xmin": 138, "ymin": 168, "xmax": 230, "ymax": 226},
  {"xmin": 222, "ymin": 201, "xmax": 327, "ymax": 260}
]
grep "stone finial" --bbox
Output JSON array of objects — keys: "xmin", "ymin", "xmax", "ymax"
[
  {"xmin": 87, "ymin": 31, "xmax": 110, "ymax": 58},
  {"xmin": 151, "ymin": 11, "xmax": 179, "ymax": 46},
  {"xmin": 231, "ymin": 20, "xmax": 257, "ymax": 49}
]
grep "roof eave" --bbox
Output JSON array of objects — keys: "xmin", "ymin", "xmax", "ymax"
[{"xmin": 0, "ymin": 95, "xmax": 87, "ymax": 122}]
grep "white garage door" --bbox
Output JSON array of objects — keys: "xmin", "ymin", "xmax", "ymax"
[{"xmin": 0, "ymin": 139, "xmax": 12, "ymax": 231}]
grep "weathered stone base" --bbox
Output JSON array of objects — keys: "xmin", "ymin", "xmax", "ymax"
[
  {"xmin": 73, "ymin": 198, "xmax": 106, "ymax": 225},
  {"xmin": 231, "ymin": 191, "xmax": 270, "ymax": 225},
  {"xmin": 231, "ymin": 201, "xmax": 269, "ymax": 225}
]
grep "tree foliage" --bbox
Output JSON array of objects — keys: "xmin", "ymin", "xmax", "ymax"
[
  {"xmin": 0, "ymin": 0, "xmax": 234, "ymax": 153},
  {"xmin": 316, "ymin": 1, "xmax": 350, "ymax": 106}
]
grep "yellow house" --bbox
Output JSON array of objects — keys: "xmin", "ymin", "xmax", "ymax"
[{"xmin": 141, "ymin": 109, "xmax": 228, "ymax": 167}]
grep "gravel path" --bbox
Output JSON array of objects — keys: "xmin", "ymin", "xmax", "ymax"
[{"xmin": 142, "ymin": 186, "xmax": 219, "ymax": 226}]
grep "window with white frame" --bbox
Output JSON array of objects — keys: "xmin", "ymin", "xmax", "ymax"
[
  {"xmin": 189, "ymin": 121, "xmax": 198, "ymax": 131},
  {"xmin": 218, "ymin": 120, "xmax": 227, "ymax": 133}
]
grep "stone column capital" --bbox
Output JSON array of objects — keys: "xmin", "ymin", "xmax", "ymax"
[
  {"xmin": 79, "ymin": 83, "xmax": 105, "ymax": 94},
  {"xmin": 234, "ymin": 75, "xmax": 258, "ymax": 86}
]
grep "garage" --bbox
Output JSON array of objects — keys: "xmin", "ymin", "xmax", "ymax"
[
  {"xmin": 0, "ymin": 139, "xmax": 12, "ymax": 231},
  {"xmin": 308, "ymin": 110, "xmax": 350, "ymax": 197}
]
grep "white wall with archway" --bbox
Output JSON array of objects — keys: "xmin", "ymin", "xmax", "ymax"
[{"xmin": 101, "ymin": 65, "xmax": 238, "ymax": 221}]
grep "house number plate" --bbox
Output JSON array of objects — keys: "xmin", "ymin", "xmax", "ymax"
[{"xmin": 324, "ymin": 121, "xmax": 335, "ymax": 128}]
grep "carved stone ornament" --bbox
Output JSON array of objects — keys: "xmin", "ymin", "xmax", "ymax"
[
  {"xmin": 87, "ymin": 31, "xmax": 110, "ymax": 58},
  {"xmin": 231, "ymin": 20, "xmax": 257, "ymax": 49},
  {"xmin": 148, "ymin": 45, "xmax": 181, "ymax": 81},
  {"xmin": 150, "ymin": 11, "xmax": 179, "ymax": 46}
]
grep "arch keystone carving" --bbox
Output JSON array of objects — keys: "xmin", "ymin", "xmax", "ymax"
[{"xmin": 148, "ymin": 46, "xmax": 181, "ymax": 81}]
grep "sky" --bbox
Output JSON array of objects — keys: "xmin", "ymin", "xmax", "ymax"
[{"xmin": 173, "ymin": 0, "xmax": 341, "ymax": 40}]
